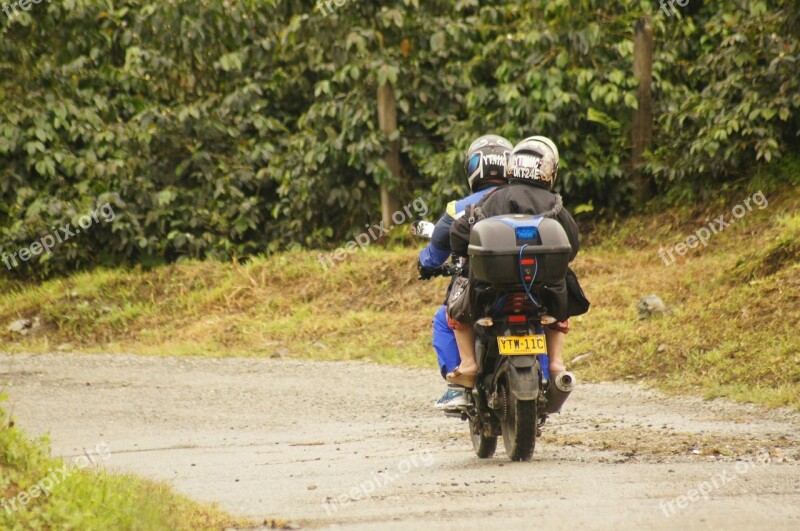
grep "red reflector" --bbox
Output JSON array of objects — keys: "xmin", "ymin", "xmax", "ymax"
[
  {"xmin": 521, "ymin": 258, "xmax": 536, "ymax": 265},
  {"xmin": 508, "ymin": 315, "xmax": 526, "ymax": 323},
  {"xmin": 524, "ymin": 275, "xmax": 532, "ymax": 282}
]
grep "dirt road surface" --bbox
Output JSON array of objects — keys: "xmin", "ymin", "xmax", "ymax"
[{"xmin": 1, "ymin": 353, "xmax": 799, "ymax": 530}]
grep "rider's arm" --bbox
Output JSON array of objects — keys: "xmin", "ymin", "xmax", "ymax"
[
  {"xmin": 418, "ymin": 233, "xmax": 450, "ymax": 269},
  {"xmin": 418, "ymin": 203, "xmax": 458, "ymax": 269}
]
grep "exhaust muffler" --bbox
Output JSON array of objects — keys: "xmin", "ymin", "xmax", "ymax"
[{"xmin": 544, "ymin": 371, "xmax": 576, "ymax": 414}]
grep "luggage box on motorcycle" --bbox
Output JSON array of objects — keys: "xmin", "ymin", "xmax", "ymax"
[{"xmin": 468, "ymin": 215, "xmax": 572, "ymax": 286}]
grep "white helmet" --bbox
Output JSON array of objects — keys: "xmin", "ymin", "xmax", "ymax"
[{"xmin": 507, "ymin": 136, "xmax": 560, "ymax": 188}]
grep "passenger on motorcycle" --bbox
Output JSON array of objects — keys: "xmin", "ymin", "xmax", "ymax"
[
  {"xmin": 446, "ymin": 136, "xmax": 588, "ymax": 388},
  {"xmin": 417, "ymin": 134, "xmax": 512, "ymax": 409}
]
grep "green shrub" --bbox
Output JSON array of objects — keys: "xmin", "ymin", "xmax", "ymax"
[{"xmin": 1, "ymin": 1, "xmax": 798, "ymax": 277}]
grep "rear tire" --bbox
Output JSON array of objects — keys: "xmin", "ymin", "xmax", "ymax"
[
  {"xmin": 469, "ymin": 416, "xmax": 497, "ymax": 458},
  {"xmin": 500, "ymin": 382, "xmax": 537, "ymax": 461}
]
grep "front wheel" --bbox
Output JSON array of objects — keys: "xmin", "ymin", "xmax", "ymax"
[
  {"xmin": 500, "ymin": 381, "xmax": 537, "ymax": 461},
  {"xmin": 469, "ymin": 415, "xmax": 497, "ymax": 458}
]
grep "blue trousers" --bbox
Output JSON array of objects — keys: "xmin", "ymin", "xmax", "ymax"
[{"xmin": 432, "ymin": 304, "xmax": 460, "ymax": 379}]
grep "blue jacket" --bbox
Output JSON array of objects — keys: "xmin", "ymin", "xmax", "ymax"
[{"xmin": 418, "ymin": 186, "xmax": 497, "ymax": 269}]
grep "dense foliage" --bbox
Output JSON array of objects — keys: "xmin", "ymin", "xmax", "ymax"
[{"xmin": 1, "ymin": 0, "xmax": 798, "ymax": 276}]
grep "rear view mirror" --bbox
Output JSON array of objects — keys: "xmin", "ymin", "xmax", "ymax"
[{"xmin": 409, "ymin": 220, "xmax": 435, "ymax": 239}]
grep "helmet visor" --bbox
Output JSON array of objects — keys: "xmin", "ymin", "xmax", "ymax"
[{"xmin": 466, "ymin": 153, "xmax": 482, "ymax": 177}]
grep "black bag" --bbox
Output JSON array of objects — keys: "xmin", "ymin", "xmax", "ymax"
[
  {"xmin": 446, "ymin": 274, "xmax": 474, "ymax": 324},
  {"xmin": 565, "ymin": 267, "xmax": 591, "ymax": 317}
]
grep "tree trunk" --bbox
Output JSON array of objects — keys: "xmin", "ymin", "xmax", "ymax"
[
  {"xmin": 377, "ymin": 82, "xmax": 402, "ymax": 229},
  {"xmin": 632, "ymin": 16, "xmax": 654, "ymax": 204}
]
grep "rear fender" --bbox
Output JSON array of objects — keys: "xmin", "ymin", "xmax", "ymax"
[{"xmin": 494, "ymin": 356, "xmax": 539, "ymax": 401}]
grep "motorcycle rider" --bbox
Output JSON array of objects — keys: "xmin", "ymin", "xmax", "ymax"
[
  {"xmin": 418, "ymin": 134, "xmax": 513, "ymax": 409},
  {"xmin": 446, "ymin": 136, "xmax": 586, "ymax": 388}
]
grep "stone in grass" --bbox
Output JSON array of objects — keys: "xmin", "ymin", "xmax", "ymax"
[
  {"xmin": 570, "ymin": 352, "xmax": 595, "ymax": 366},
  {"xmin": 8, "ymin": 317, "xmax": 40, "ymax": 335},
  {"xmin": 637, "ymin": 295, "xmax": 669, "ymax": 320},
  {"xmin": 8, "ymin": 319, "xmax": 32, "ymax": 333}
]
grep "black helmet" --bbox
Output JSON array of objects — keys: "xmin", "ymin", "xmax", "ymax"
[
  {"xmin": 464, "ymin": 134, "xmax": 513, "ymax": 192},
  {"xmin": 507, "ymin": 136, "xmax": 560, "ymax": 189}
]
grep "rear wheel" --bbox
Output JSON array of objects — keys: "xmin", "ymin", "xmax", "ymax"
[
  {"xmin": 469, "ymin": 415, "xmax": 497, "ymax": 458},
  {"xmin": 500, "ymin": 381, "xmax": 537, "ymax": 461}
]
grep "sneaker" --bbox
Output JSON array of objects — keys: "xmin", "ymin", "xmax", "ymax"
[{"xmin": 434, "ymin": 385, "xmax": 468, "ymax": 410}]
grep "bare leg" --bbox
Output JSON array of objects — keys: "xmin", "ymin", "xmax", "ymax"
[
  {"xmin": 545, "ymin": 328, "xmax": 566, "ymax": 375},
  {"xmin": 453, "ymin": 326, "xmax": 478, "ymax": 373}
]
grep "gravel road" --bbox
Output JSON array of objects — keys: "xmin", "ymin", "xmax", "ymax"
[{"xmin": 1, "ymin": 353, "xmax": 799, "ymax": 530}]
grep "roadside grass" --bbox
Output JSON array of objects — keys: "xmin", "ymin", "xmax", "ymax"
[
  {"xmin": 570, "ymin": 185, "xmax": 800, "ymax": 407},
  {"xmin": 0, "ymin": 186, "xmax": 798, "ymax": 408},
  {"xmin": 0, "ymin": 250, "xmax": 443, "ymax": 367},
  {"xmin": 0, "ymin": 402, "xmax": 245, "ymax": 530}
]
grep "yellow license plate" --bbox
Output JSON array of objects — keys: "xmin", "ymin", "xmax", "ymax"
[{"xmin": 497, "ymin": 335, "xmax": 547, "ymax": 356}]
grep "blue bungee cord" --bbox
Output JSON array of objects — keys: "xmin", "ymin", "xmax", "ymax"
[{"xmin": 519, "ymin": 243, "xmax": 550, "ymax": 381}]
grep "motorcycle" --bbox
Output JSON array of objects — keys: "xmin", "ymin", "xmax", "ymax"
[{"xmin": 411, "ymin": 215, "xmax": 576, "ymax": 461}]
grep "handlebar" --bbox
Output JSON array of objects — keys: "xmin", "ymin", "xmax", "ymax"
[
  {"xmin": 418, "ymin": 261, "xmax": 462, "ymax": 280},
  {"xmin": 431, "ymin": 263, "xmax": 458, "ymax": 277}
]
